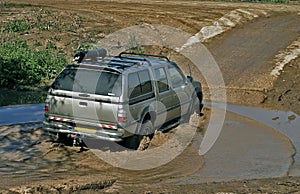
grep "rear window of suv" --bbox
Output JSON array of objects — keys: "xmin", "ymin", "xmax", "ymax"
[{"xmin": 52, "ymin": 68, "xmax": 122, "ymax": 96}]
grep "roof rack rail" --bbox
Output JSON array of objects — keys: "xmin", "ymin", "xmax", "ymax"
[{"xmin": 118, "ymin": 52, "xmax": 170, "ymax": 62}]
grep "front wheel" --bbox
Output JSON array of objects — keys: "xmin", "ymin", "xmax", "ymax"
[{"xmin": 182, "ymin": 99, "xmax": 200, "ymax": 123}]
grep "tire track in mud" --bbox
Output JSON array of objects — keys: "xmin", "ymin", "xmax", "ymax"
[{"xmin": 0, "ymin": 124, "xmax": 116, "ymax": 191}]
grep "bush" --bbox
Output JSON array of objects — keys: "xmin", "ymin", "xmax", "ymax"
[
  {"xmin": 0, "ymin": 40, "xmax": 66, "ymax": 89},
  {"xmin": 4, "ymin": 19, "xmax": 31, "ymax": 33}
]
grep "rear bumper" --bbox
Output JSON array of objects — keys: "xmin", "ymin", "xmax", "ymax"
[{"xmin": 42, "ymin": 120, "xmax": 124, "ymax": 142}]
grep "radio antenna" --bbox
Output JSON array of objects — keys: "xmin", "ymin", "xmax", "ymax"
[{"xmin": 187, "ymin": 64, "xmax": 192, "ymax": 77}]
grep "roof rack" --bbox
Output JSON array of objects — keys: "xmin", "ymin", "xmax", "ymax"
[{"xmin": 118, "ymin": 52, "xmax": 170, "ymax": 62}]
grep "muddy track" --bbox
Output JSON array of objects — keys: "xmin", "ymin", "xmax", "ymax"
[
  {"xmin": 1, "ymin": 0, "xmax": 300, "ymax": 193},
  {"xmin": 206, "ymin": 13, "xmax": 300, "ymax": 88},
  {"xmin": 204, "ymin": 12, "xmax": 300, "ymax": 105}
]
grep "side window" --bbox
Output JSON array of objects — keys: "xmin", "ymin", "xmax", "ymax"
[
  {"xmin": 128, "ymin": 70, "xmax": 154, "ymax": 100},
  {"xmin": 138, "ymin": 70, "xmax": 153, "ymax": 94},
  {"xmin": 168, "ymin": 66, "xmax": 185, "ymax": 88},
  {"xmin": 154, "ymin": 68, "xmax": 169, "ymax": 93},
  {"xmin": 128, "ymin": 73, "xmax": 141, "ymax": 99}
]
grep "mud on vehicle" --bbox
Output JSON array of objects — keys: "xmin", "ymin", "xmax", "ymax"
[{"xmin": 43, "ymin": 49, "xmax": 203, "ymax": 149}]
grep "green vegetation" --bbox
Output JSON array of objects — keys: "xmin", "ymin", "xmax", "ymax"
[
  {"xmin": 0, "ymin": 6, "xmax": 78, "ymax": 91},
  {"xmin": 0, "ymin": 88, "xmax": 47, "ymax": 106},
  {"xmin": 0, "ymin": 40, "xmax": 66, "ymax": 89},
  {"xmin": 4, "ymin": 19, "xmax": 31, "ymax": 33},
  {"xmin": 128, "ymin": 34, "xmax": 144, "ymax": 54},
  {"xmin": 3, "ymin": 2, "xmax": 34, "ymax": 8},
  {"xmin": 0, "ymin": 4, "xmax": 100, "ymax": 106}
]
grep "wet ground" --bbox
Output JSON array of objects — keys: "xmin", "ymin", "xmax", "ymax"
[
  {"xmin": 0, "ymin": 104, "xmax": 44, "ymax": 126},
  {"xmin": 0, "ymin": 0, "xmax": 300, "ymax": 193},
  {"xmin": 173, "ymin": 104, "xmax": 299, "ymax": 184},
  {"xmin": 0, "ymin": 104, "xmax": 299, "ymax": 193}
]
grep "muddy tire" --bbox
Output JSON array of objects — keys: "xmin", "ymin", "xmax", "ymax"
[
  {"xmin": 192, "ymin": 99, "xmax": 201, "ymax": 115},
  {"xmin": 57, "ymin": 133, "xmax": 73, "ymax": 146},
  {"xmin": 126, "ymin": 120, "xmax": 154, "ymax": 150},
  {"xmin": 140, "ymin": 120, "xmax": 154, "ymax": 136}
]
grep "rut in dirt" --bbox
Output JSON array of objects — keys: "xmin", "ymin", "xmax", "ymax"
[{"xmin": 205, "ymin": 13, "xmax": 300, "ymax": 90}]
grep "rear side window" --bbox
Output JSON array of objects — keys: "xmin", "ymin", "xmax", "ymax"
[
  {"xmin": 128, "ymin": 70, "xmax": 154, "ymax": 102},
  {"xmin": 52, "ymin": 68, "xmax": 122, "ymax": 96},
  {"xmin": 138, "ymin": 70, "xmax": 153, "ymax": 94},
  {"xmin": 128, "ymin": 73, "xmax": 141, "ymax": 98},
  {"xmin": 154, "ymin": 68, "xmax": 169, "ymax": 93},
  {"xmin": 168, "ymin": 65, "xmax": 185, "ymax": 88}
]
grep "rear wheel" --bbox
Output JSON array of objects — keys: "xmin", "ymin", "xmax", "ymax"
[
  {"xmin": 56, "ymin": 133, "xmax": 73, "ymax": 146},
  {"xmin": 126, "ymin": 119, "xmax": 154, "ymax": 150}
]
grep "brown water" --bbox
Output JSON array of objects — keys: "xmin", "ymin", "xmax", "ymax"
[
  {"xmin": 0, "ymin": 104, "xmax": 298, "ymax": 191},
  {"xmin": 171, "ymin": 105, "xmax": 296, "ymax": 185}
]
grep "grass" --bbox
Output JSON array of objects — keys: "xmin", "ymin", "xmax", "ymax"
[
  {"xmin": 0, "ymin": 6, "xmax": 85, "ymax": 90},
  {"xmin": 4, "ymin": 19, "xmax": 31, "ymax": 33}
]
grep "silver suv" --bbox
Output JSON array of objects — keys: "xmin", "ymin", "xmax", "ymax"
[{"xmin": 43, "ymin": 49, "xmax": 203, "ymax": 148}]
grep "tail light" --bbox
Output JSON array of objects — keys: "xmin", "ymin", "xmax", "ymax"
[
  {"xmin": 117, "ymin": 109, "xmax": 127, "ymax": 124},
  {"xmin": 44, "ymin": 105, "xmax": 49, "ymax": 113}
]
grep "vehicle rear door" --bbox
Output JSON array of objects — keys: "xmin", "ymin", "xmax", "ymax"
[
  {"xmin": 167, "ymin": 64, "xmax": 191, "ymax": 118},
  {"xmin": 48, "ymin": 67, "xmax": 122, "ymax": 125},
  {"xmin": 153, "ymin": 67, "xmax": 178, "ymax": 126}
]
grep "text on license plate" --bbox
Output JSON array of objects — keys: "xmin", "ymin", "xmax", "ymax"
[{"xmin": 75, "ymin": 127, "xmax": 96, "ymax": 133}]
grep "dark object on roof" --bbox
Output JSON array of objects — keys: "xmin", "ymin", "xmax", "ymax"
[{"xmin": 74, "ymin": 48, "xmax": 107, "ymax": 63}]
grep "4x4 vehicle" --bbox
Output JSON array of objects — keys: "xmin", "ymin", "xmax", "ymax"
[{"xmin": 43, "ymin": 49, "xmax": 203, "ymax": 148}]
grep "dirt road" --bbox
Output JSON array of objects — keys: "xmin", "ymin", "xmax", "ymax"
[{"xmin": 206, "ymin": 13, "xmax": 300, "ymax": 105}]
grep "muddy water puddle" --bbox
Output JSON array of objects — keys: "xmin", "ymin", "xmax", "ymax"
[
  {"xmin": 210, "ymin": 102, "xmax": 300, "ymax": 177},
  {"xmin": 0, "ymin": 103, "xmax": 299, "ymax": 190},
  {"xmin": 0, "ymin": 104, "xmax": 44, "ymax": 126},
  {"xmin": 80, "ymin": 104, "xmax": 299, "ymax": 187},
  {"xmin": 171, "ymin": 105, "xmax": 295, "ymax": 185},
  {"xmin": 180, "ymin": 104, "xmax": 296, "ymax": 182}
]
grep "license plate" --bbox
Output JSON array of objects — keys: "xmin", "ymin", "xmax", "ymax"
[{"xmin": 75, "ymin": 127, "xmax": 96, "ymax": 133}]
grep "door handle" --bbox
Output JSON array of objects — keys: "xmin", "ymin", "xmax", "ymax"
[{"xmin": 79, "ymin": 102, "xmax": 88, "ymax": 106}]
